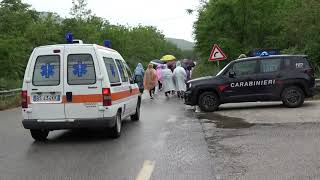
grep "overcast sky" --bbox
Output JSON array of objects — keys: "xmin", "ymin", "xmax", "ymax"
[{"xmin": 22, "ymin": 0, "xmax": 199, "ymax": 42}]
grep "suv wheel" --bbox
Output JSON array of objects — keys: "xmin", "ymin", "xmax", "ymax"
[
  {"xmin": 198, "ymin": 92, "xmax": 220, "ymax": 112},
  {"xmin": 281, "ymin": 86, "xmax": 305, "ymax": 108},
  {"xmin": 30, "ymin": 129, "xmax": 49, "ymax": 141},
  {"xmin": 131, "ymin": 99, "xmax": 141, "ymax": 121},
  {"xmin": 110, "ymin": 111, "xmax": 121, "ymax": 138}
]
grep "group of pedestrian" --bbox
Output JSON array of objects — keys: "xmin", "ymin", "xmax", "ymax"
[{"xmin": 134, "ymin": 61, "xmax": 190, "ymax": 99}]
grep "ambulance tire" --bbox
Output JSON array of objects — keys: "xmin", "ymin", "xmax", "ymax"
[
  {"xmin": 198, "ymin": 92, "xmax": 220, "ymax": 112},
  {"xmin": 30, "ymin": 129, "xmax": 49, "ymax": 141},
  {"xmin": 131, "ymin": 99, "xmax": 141, "ymax": 121},
  {"xmin": 281, "ymin": 86, "xmax": 305, "ymax": 108},
  {"xmin": 110, "ymin": 111, "xmax": 121, "ymax": 138}
]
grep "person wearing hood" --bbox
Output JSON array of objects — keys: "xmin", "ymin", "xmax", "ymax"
[
  {"xmin": 134, "ymin": 63, "xmax": 145, "ymax": 93},
  {"xmin": 173, "ymin": 61, "xmax": 187, "ymax": 98},
  {"xmin": 156, "ymin": 64, "xmax": 163, "ymax": 91},
  {"xmin": 144, "ymin": 64, "xmax": 158, "ymax": 99},
  {"xmin": 161, "ymin": 64, "xmax": 175, "ymax": 97}
]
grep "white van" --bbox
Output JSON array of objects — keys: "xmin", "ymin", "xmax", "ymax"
[{"xmin": 21, "ymin": 44, "xmax": 141, "ymax": 141}]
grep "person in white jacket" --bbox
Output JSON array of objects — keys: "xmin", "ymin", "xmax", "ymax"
[
  {"xmin": 173, "ymin": 61, "xmax": 187, "ymax": 98},
  {"xmin": 162, "ymin": 64, "xmax": 175, "ymax": 97}
]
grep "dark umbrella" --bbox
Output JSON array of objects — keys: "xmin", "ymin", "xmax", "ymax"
[{"xmin": 182, "ymin": 59, "xmax": 196, "ymax": 67}]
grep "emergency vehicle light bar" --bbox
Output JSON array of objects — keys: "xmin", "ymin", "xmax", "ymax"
[
  {"xmin": 260, "ymin": 51, "xmax": 269, "ymax": 57},
  {"xmin": 104, "ymin": 40, "xmax": 111, "ymax": 48},
  {"xmin": 65, "ymin": 32, "xmax": 73, "ymax": 44}
]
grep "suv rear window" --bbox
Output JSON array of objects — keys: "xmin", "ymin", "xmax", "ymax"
[
  {"xmin": 67, "ymin": 54, "xmax": 96, "ymax": 85},
  {"xmin": 103, "ymin": 57, "xmax": 121, "ymax": 84},
  {"xmin": 32, "ymin": 55, "xmax": 60, "ymax": 86},
  {"xmin": 285, "ymin": 57, "xmax": 310, "ymax": 69}
]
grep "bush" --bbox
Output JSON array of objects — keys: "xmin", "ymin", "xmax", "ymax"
[
  {"xmin": 0, "ymin": 95, "xmax": 20, "ymax": 111},
  {"xmin": 0, "ymin": 79, "xmax": 22, "ymax": 90}
]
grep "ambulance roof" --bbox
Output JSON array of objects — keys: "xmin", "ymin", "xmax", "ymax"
[{"xmin": 36, "ymin": 44, "xmax": 119, "ymax": 54}]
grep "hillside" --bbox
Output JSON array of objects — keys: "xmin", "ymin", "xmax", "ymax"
[{"xmin": 167, "ymin": 38, "xmax": 194, "ymax": 50}]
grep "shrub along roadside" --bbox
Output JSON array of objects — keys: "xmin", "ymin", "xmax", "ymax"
[{"xmin": 0, "ymin": 95, "xmax": 21, "ymax": 111}]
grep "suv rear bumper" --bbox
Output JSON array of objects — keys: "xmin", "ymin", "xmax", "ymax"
[
  {"xmin": 306, "ymin": 87, "xmax": 316, "ymax": 97},
  {"xmin": 22, "ymin": 117, "xmax": 116, "ymax": 130}
]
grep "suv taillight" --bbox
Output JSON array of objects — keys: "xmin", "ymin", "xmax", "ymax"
[
  {"xmin": 304, "ymin": 68, "xmax": 314, "ymax": 77},
  {"xmin": 21, "ymin": 90, "xmax": 28, "ymax": 108},
  {"xmin": 102, "ymin": 88, "xmax": 112, "ymax": 106}
]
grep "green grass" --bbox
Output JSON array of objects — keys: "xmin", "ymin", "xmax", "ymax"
[{"xmin": 0, "ymin": 95, "xmax": 21, "ymax": 111}]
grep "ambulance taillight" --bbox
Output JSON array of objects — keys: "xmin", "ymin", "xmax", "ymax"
[
  {"xmin": 102, "ymin": 88, "xmax": 112, "ymax": 106},
  {"xmin": 21, "ymin": 91, "xmax": 28, "ymax": 108}
]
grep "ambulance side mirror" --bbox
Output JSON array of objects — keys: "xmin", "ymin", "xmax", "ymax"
[{"xmin": 229, "ymin": 71, "xmax": 236, "ymax": 78}]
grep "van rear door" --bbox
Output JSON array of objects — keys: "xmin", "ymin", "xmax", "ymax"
[
  {"xmin": 64, "ymin": 46, "xmax": 103, "ymax": 119},
  {"xmin": 28, "ymin": 47, "xmax": 65, "ymax": 120}
]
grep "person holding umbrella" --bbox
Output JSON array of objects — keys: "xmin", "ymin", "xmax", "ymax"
[
  {"xmin": 144, "ymin": 64, "xmax": 158, "ymax": 99},
  {"xmin": 161, "ymin": 55, "xmax": 176, "ymax": 72}
]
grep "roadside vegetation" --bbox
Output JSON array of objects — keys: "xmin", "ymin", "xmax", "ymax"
[
  {"xmin": 0, "ymin": 0, "xmax": 184, "ymax": 90},
  {"xmin": 192, "ymin": 0, "xmax": 320, "ymax": 78},
  {"xmin": 0, "ymin": 95, "xmax": 20, "ymax": 111}
]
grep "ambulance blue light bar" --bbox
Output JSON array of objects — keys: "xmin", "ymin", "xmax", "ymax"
[
  {"xmin": 104, "ymin": 40, "xmax": 111, "ymax": 48},
  {"xmin": 65, "ymin": 33, "xmax": 73, "ymax": 44}
]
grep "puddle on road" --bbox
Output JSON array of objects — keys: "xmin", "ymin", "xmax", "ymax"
[{"xmin": 197, "ymin": 113, "xmax": 254, "ymax": 129}]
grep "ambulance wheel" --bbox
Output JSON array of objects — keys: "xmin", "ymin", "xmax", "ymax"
[
  {"xmin": 281, "ymin": 86, "xmax": 305, "ymax": 108},
  {"xmin": 30, "ymin": 129, "xmax": 49, "ymax": 141},
  {"xmin": 131, "ymin": 99, "xmax": 141, "ymax": 121},
  {"xmin": 110, "ymin": 111, "xmax": 121, "ymax": 138},
  {"xmin": 198, "ymin": 92, "xmax": 219, "ymax": 112}
]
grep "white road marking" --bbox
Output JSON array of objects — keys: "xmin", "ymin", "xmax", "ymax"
[{"xmin": 135, "ymin": 160, "xmax": 155, "ymax": 180}]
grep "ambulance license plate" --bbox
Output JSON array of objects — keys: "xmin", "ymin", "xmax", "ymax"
[{"xmin": 33, "ymin": 94, "xmax": 61, "ymax": 102}]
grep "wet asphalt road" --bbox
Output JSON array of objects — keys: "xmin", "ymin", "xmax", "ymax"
[
  {"xmin": 198, "ymin": 101, "xmax": 320, "ymax": 180},
  {"xmin": 0, "ymin": 94, "xmax": 214, "ymax": 180}
]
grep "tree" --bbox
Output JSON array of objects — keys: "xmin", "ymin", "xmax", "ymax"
[
  {"xmin": 192, "ymin": 0, "xmax": 320, "ymax": 78},
  {"xmin": 70, "ymin": 0, "xmax": 92, "ymax": 20}
]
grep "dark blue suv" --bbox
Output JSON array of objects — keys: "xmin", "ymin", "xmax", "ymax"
[{"xmin": 185, "ymin": 55, "xmax": 316, "ymax": 112}]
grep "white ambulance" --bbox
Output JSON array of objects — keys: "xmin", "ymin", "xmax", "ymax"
[{"xmin": 21, "ymin": 43, "xmax": 141, "ymax": 141}]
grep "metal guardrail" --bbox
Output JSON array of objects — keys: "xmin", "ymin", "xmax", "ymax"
[
  {"xmin": 0, "ymin": 79, "xmax": 319, "ymax": 98},
  {"xmin": 0, "ymin": 88, "xmax": 21, "ymax": 99}
]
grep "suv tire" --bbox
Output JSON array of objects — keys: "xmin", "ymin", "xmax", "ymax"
[
  {"xmin": 131, "ymin": 99, "xmax": 141, "ymax": 121},
  {"xmin": 198, "ymin": 92, "xmax": 220, "ymax": 112},
  {"xmin": 30, "ymin": 129, "xmax": 49, "ymax": 141},
  {"xmin": 281, "ymin": 86, "xmax": 305, "ymax": 108},
  {"xmin": 110, "ymin": 111, "xmax": 121, "ymax": 138}
]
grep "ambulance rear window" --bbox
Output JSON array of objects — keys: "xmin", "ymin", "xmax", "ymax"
[
  {"xmin": 103, "ymin": 57, "xmax": 121, "ymax": 84},
  {"xmin": 67, "ymin": 54, "xmax": 96, "ymax": 85},
  {"xmin": 32, "ymin": 55, "xmax": 60, "ymax": 86}
]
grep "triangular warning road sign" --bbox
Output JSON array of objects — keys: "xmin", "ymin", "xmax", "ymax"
[{"xmin": 209, "ymin": 44, "xmax": 227, "ymax": 61}]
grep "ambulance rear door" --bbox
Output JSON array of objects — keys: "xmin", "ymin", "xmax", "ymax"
[
  {"xmin": 28, "ymin": 46, "xmax": 65, "ymax": 120},
  {"xmin": 64, "ymin": 45, "xmax": 103, "ymax": 119}
]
